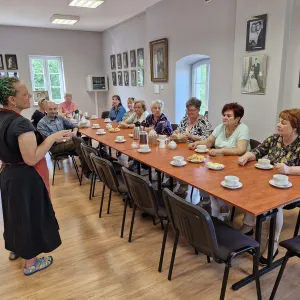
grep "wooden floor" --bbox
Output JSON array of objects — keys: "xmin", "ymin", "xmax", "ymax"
[{"xmin": 1, "ymin": 157, "xmax": 300, "ymax": 300}]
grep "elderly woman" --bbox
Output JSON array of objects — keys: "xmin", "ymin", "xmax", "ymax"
[
  {"xmin": 189, "ymin": 103, "xmax": 250, "ymax": 211},
  {"xmin": 109, "ymin": 95, "xmax": 126, "ymax": 122},
  {"xmin": 0, "ymin": 77, "xmax": 71, "ymax": 275},
  {"xmin": 58, "ymin": 92, "xmax": 77, "ymax": 117},
  {"xmin": 122, "ymin": 97, "xmax": 135, "ymax": 121},
  {"xmin": 238, "ymin": 109, "xmax": 300, "ymax": 265},
  {"xmin": 119, "ymin": 100, "xmax": 149, "ymax": 129},
  {"xmin": 31, "ymin": 98, "xmax": 48, "ymax": 127},
  {"xmin": 141, "ymin": 99, "xmax": 173, "ymax": 136}
]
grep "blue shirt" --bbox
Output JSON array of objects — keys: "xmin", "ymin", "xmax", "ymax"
[
  {"xmin": 109, "ymin": 105, "xmax": 126, "ymax": 122},
  {"xmin": 37, "ymin": 115, "xmax": 75, "ymax": 138}
]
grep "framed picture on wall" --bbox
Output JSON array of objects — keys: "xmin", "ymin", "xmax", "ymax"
[
  {"xmin": 118, "ymin": 71, "xmax": 123, "ymax": 86},
  {"xmin": 33, "ymin": 91, "xmax": 49, "ymax": 103},
  {"xmin": 110, "ymin": 55, "xmax": 116, "ymax": 70},
  {"xmin": 123, "ymin": 52, "xmax": 128, "ymax": 68},
  {"xmin": 241, "ymin": 54, "xmax": 268, "ymax": 94},
  {"xmin": 137, "ymin": 69, "xmax": 144, "ymax": 87},
  {"xmin": 246, "ymin": 14, "xmax": 267, "ymax": 51},
  {"xmin": 131, "ymin": 70, "xmax": 137, "ymax": 86},
  {"xmin": 124, "ymin": 71, "xmax": 129, "ymax": 86},
  {"xmin": 112, "ymin": 72, "xmax": 117, "ymax": 86},
  {"xmin": 117, "ymin": 54, "xmax": 122, "ymax": 69},
  {"xmin": 0, "ymin": 55, "xmax": 4, "ymax": 70},
  {"xmin": 130, "ymin": 50, "xmax": 136, "ymax": 67},
  {"xmin": 7, "ymin": 72, "xmax": 19, "ymax": 78},
  {"xmin": 5, "ymin": 54, "xmax": 18, "ymax": 70},
  {"xmin": 150, "ymin": 38, "xmax": 168, "ymax": 82},
  {"xmin": 137, "ymin": 48, "xmax": 144, "ymax": 68}
]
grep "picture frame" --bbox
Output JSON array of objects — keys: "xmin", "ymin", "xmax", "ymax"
[
  {"xmin": 130, "ymin": 50, "xmax": 136, "ymax": 68},
  {"xmin": 131, "ymin": 70, "xmax": 137, "ymax": 86},
  {"xmin": 112, "ymin": 72, "xmax": 117, "ymax": 86},
  {"xmin": 0, "ymin": 55, "xmax": 4, "ymax": 70},
  {"xmin": 137, "ymin": 69, "xmax": 144, "ymax": 87},
  {"xmin": 110, "ymin": 55, "xmax": 116, "ymax": 70},
  {"xmin": 118, "ymin": 71, "xmax": 123, "ymax": 86},
  {"xmin": 137, "ymin": 48, "xmax": 144, "ymax": 68},
  {"xmin": 150, "ymin": 38, "xmax": 168, "ymax": 82},
  {"xmin": 241, "ymin": 54, "xmax": 268, "ymax": 95},
  {"xmin": 117, "ymin": 54, "xmax": 122, "ymax": 69},
  {"xmin": 33, "ymin": 91, "xmax": 49, "ymax": 103},
  {"xmin": 7, "ymin": 72, "xmax": 19, "ymax": 78},
  {"xmin": 123, "ymin": 52, "xmax": 128, "ymax": 69},
  {"xmin": 5, "ymin": 54, "xmax": 18, "ymax": 70},
  {"xmin": 124, "ymin": 71, "xmax": 129, "ymax": 86},
  {"xmin": 246, "ymin": 14, "xmax": 267, "ymax": 52}
]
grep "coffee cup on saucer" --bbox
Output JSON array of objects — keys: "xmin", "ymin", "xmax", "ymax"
[
  {"xmin": 196, "ymin": 145, "xmax": 207, "ymax": 152},
  {"xmin": 173, "ymin": 156, "xmax": 184, "ymax": 166},
  {"xmin": 140, "ymin": 144, "xmax": 150, "ymax": 152},
  {"xmin": 97, "ymin": 129, "xmax": 105, "ymax": 134},
  {"xmin": 116, "ymin": 136, "xmax": 125, "ymax": 142},
  {"xmin": 91, "ymin": 114, "xmax": 97, "ymax": 119},
  {"xmin": 258, "ymin": 158, "xmax": 271, "ymax": 168},
  {"xmin": 106, "ymin": 123, "xmax": 112, "ymax": 129},
  {"xmin": 131, "ymin": 142, "xmax": 138, "ymax": 148},
  {"xmin": 104, "ymin": 118, "xmax": 111, "ymax": 122},
  {"xmin": 92, "ymin": 124, "xmax": 100, "ymax": 129},
  {"xmin": 273, "ymin": 174, "xmax": 289, "ymax": 186},
  {"xmin": 224, "ymin": 175, "xmax": 240, "ymax": 187}
]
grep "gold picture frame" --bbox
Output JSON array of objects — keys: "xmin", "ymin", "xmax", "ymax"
[{"xmin": 150, "ymin": 38, "xmax": 168, "ymax": 82}]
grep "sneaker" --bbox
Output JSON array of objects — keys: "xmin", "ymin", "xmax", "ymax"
[{"xmin": 162, "ymin": 178, "xmax": 177, "ymax": 187}]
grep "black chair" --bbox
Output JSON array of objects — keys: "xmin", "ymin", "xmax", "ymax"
[
  {"xmin": 80, "ymin": 143, "xmax": 99, "ymax": 200},
  {"xmin": 269, "ymin": 235, "xmax": 300, "ymax": 299},
  {"xmin": 90, "ymin": 154, "xmax": 127, "ymax": 218},
  {"xmin": 101, "ymin": 111, "xmax": 109, "ymax": 119},
  {"xmin": 159, "ymin": 189, "xmax": 261, "ymax": 300},
  {"xmin": 171, "ymin": 123, "xmax": 178, "ymax": 131},
  {"xmin": 121, "ymin": 166, "xmax": 167, "ymax": 242},
  {"xmin": 72, "ymin": 136, "xmax": 88, "ymax": 185}
]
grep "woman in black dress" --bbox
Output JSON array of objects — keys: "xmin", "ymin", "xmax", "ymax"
[
  {"xmin": 31, "ymin": 98, "xmax": 47, "ymax": 127},
  {"xmin": 0, "ymin": 77, "xmax": 71, "ymax": 276}
]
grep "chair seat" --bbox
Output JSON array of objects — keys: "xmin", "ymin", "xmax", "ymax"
[
  {"xmin": 213, "ymin": 217, "xmax": 259, "ymax": 262},
  {"xmin": 280, "ymin": 236, "xmax": 300, "ymax": 254}
]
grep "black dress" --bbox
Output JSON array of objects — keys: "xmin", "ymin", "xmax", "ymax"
[
  {"xmin": 31, "ymin": 109, "xmax": 45, "ymax": 127},
  {"xmin": 0, "ymin": 109, "xmax": 61, "ymax": 259}
]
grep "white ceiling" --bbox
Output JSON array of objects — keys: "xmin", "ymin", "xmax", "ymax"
[{"xmin": 0, "ymin": 0, "xmax": 162, "ymax": 32}]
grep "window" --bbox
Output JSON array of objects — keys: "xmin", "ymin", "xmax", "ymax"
[
  {"xmin": 192, "ymin": 59, "xmax": 210, "ymax": 116},
  {"xmin": 29, "ymin": 56, "xmax": 65, "ymax": 103}
]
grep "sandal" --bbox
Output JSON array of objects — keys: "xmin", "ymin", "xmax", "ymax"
[
  {"xmin": 9, "ymin": 251, "xmax": 20, "ymax": 261},
  {"xmin": 24, "ymin": 256, "xmax": 53, "ymax": 276}
]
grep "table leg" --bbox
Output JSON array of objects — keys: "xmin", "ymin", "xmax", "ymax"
[
  {"xmin": 157, "ymin": 172, "xmax": 162, "ymax": 190},
  {"xmin": 169, "ymin": 177, "xmax": 174, "ymax": 191},
  {"xmin": 148, "ymin": 168, "xmax": 152, "ymax": 182},
  {"xmin": 137, "ymin": 162, "xmax": 141, "ymax": 175},
  {"xmin": 109, "ymin": 147, "xmax": 112, "ymax": 157}
]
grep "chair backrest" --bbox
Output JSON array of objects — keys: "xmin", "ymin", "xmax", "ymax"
[
  {"xmin": 72, "ymin": 136, "xmax": 86, "ymax": 163},
  {"xmin": 171, "ymin": 123, "xmax": 178, "ymax": 131},
  {"xmin": 162, "ymin": 188, "xmax": 219, "ymax": 260},
  {"xmin": 80, "ymin": 143, "xmax": 99, "ymax": 172},
  {"xmin": 101, "ymin": 111, "xmax": 109, "ymax": 119},
  {"xmin": 90, "ymin": 153, "xmax": 120, "ymax": 192},
  {"xmin": 250, "ymin": 139, "xmax": 261, "ymax": 150},
  {"xmin": 122, "ymin": 166, "xmax": 160, "ymax": 217}
]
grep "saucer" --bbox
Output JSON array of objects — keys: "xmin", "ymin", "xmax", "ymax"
[
  {"xmin": 221, "ymin": 181, "xmax": 243, "ymax": 189},
  {"xmin": 138, "ymin": 148, "xmax": 151, "ymax": 153},
  {"xmin": 104, "ymin": 120, "xmax": 111, "ymax": 123},
  {"xmin": 92, "ymin": 126, "xmax": 100, "ymax": 129},
  {"xmin": 115, "ymin": 139, "xmax": 126, "ymax": 143},
  {"xmin": 195, "ymin": 149, "xmax": 208, "ymax": 153},
  {"xmin": 170, "ymin": 161, "xmax": 187, "ymax": 167},
  {"xmin": 255, "ymin": 164, "xmax": 274, "ymax": 170},
  {"xmin": 96, "ymin": 131, "xmax": 106, "ymax": 135},
  {"xmin": 91, "ymin": 117, "xmax": 98, "ymax": 120},
  {"xmin": 269, "ymin": 180, "xmax": 292, "ymax": 189}
]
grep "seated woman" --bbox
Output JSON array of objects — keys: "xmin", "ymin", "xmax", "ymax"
[
  {"xmin": 31, "ymin": 98, "xmax": 48, "ymax": 127},
  {"xmin": 109, "ymin": 95, "xmax": 126, "ymax": 122},
  {"xmin": 189, "ymin": 103, "xmax": 250, "ymax": 210},
  {"xmin": 122, "ymin": 97, "xmax": 135, "ymax": 121},
  {"xmin": 58, "ymin": 92, "xmax": 77, "ymax": 117},
  {"xmin": 119, "ymin": 100, "xmax": 149, "ymax": 129},
  {"xmin": 141, "ymin": 99, "xmax": 173, "ymax": 136},
  {"xmin": 238, "ymin": 109, "xmax": 300, "ymax": 265}
]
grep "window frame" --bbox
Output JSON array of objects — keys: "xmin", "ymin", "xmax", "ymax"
[{"xmin": 29, "ymin": 55, "xmax": 66, "ymax": 105}]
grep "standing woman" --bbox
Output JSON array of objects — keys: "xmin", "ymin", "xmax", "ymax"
[
  {"xmin": 31, "ymin": 98, "xmax": 48, "ymax": 127},
  {"xmin": 0, "ymin": 77, "xmax": 71, "ymax": 275},
  {"xmin": 109, "ymin": 95, "xmax": 126, "ymax": 122}
]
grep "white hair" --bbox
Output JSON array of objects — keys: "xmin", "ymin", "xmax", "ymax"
[
  {"xmin": 65, "ymin": 92, "xmax": 72, "ymax": 97},
  {"xmin": 150, "ymin": 99, "xmax": 164, "ymax": 110}
]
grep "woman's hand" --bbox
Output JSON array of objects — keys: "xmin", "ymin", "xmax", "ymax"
[
  {"xmin": 274, "ymin": 163, "xmax": 290, "ymax": 175},
  {"xmin": 237, "ymin": 154, "xmax": 248, "ymax": 166},
  {"xmin": 118, "ymin": 122, "xmax": 127, "ymax": 129},
  {"xmin": 209, "ymin": 149, "xmax": 223, "ymax": 156},
  {"xmin": 188, "ymin": 142, "xmax": 196, "ymax": 150},
  {"xmin": 50, "ymin": 130, "xmax": 72, "ymax": 143}
]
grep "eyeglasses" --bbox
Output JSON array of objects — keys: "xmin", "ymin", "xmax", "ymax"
[{"xmin": 186, "ymin": 108, "xmax": 199, "ymax": 113}]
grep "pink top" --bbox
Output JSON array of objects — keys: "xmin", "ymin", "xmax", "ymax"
[{"xmin": 59, "ymin": 101, "xmax": 77, "ymax": 115}]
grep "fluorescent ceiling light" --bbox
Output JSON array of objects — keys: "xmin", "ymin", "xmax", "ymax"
[
  {"xmin": 50, "ymin": 14, "xmax": 80, "ymax": 25},
  {"xmin": 68, "ymin": 0, "xmax": 104, "ymax": 8}
]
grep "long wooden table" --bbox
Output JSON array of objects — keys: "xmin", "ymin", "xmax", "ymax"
[{"xmin": 80, "ymin": 118, "xmax": 300, "ymax": 290}]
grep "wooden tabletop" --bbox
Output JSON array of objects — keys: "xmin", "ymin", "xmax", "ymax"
[{"xmin": 80, "ymin": 119, "xmax": 300, "ymax": 216}]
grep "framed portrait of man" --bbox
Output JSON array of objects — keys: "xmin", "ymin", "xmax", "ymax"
[
  {"xmin": 123, "ymin": 52, "xmax": 128, "ymax": 69},
  {"xmin": 137, "ymin": 69, "xmax": 144, "ymax": 87},
  {"xmin": 246, "ymin": 14, "xmax": 267, "ymax": 51},
  {"xmin": 124, "ymin": 71, "xmax": 129, "ymax": 86},
  {"xmin": 0, "ymin": 55, "xmax": 4, "ymax": 70},
  {"xmin": 110, "ymin": 55, "xmax": 116, "ymax": 70},
  {"xmin": 150, "ymin": 38, "xmax": 168, "ymax": 82},
  {"xmin": 5, "ymin": 54, "xmax": 18, "ymax": 70},
  {"xmin": 117, "ymin": 54, "xmax": 122, "ymax": 69},
  {"xmin": 131, "ymin": 70, "xmax": 137, "ymax": 86},
  {"xmin": 118, "ymin": 71, "xmax": 123, "ymax": 86},
  {"xmin": 137, "ymin": 48, "xmax": 144, "ymax": 68},
  {"xmin": 130, "ymin": 50, "xmax": 136, "ymax": 68},
  {"xmin": 112, "ymin": 72, "xmax": 117, "ymax": 86}
]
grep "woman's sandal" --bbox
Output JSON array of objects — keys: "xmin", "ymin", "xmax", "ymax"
[
  {"xmin": 24, "ymin": 256, "xmax": 53, "ymax": 276},
  {"xmin": 9, "ymin": 251, "xmax": 20, "ymax": 261}
]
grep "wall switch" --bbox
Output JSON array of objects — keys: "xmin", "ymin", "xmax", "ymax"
[{"xmin": 154, "ymin": 84, "xmax": 160, "ymax": 94}]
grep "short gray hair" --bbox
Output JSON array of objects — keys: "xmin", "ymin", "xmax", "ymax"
[
  {"xmin": 65, "ymin": 92, "xmax": 72, "ymax": 97},
  {"xmin": 150, "ymin": 99, "xmax": 164, "ymax": 110},
  {"xmin": 186, "ymin": 97, "xmax": 202, "ymax": 110}
]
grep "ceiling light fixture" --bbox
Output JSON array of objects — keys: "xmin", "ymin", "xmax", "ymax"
[
  {"xmin": 68, "ymin": 0, "xmax": 104, "ymax": 8},
  {"xmin": 50, "ymin": 14, "xmax": 80, "ymax": 25}
]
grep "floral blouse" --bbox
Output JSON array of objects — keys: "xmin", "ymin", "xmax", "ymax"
[
  {"xmin": 141, "ymin": 113, "xmax": 173, "ymax": 136},
  {"xmin": 251, "ymin": 134, "xmax": 300, "ymax": 166},
  {"xmin": 178, "ymin": 115, "xmax": 212, "ymax": 140}
]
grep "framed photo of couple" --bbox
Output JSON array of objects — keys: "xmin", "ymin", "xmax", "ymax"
[{"xmin": 246, "ymin": 14, "xmax": 267, "ymax": 52}]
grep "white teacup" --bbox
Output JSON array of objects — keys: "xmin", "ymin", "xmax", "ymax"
[
  {"xmin": 92, "ymin": 124, "xmax": 100, "ymax": 128},
  {"xmin": 258, "ymin": 158, "xmax": 271, "ymax": 167},
  {"xmin": 173, "ymin": 156, "xmax": 184, "ymax": 166},
  {"xmin": 105, "ymin": 118, "xmax": 111, "ymax": 122},
  {"xmin": 91, "ymin": 114, "xmax": 97, "ymax": 119},
  {"xmin": 197, "ymin": 145, "xmax": 207, "ymax": 152},
  {"xmin": 116, "ymin": 136, "xmax": 125, "ymax": 142},
  {"xmin": 224, "ymin": 176, "xmax": 240, "ymax": 187},
  {"xmin": 97, "ymin": 129, "xmax": 105, "ymax": 134},
  {"xmin": 159, "ymin": 135, "xmax": 167, "ymax": 140},
  {"xmin": 106, "ymin": 124, "xmax": 112, "ymax": 129},
  {"xmin": 131, "ymin": 142, "xmax": 138, "ymax": 148},
  {"xmin": 140, "ymin": 144, "xmax": 150, "ymax": 152},
  {"xmin": 273, "ymin": 174, "xmax": 289, "ymax": 186}
]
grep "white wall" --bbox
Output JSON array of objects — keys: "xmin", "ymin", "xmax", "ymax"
[{"xmin": 0, "ymin": 25, "xmax": 105, "ymax": 119}]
